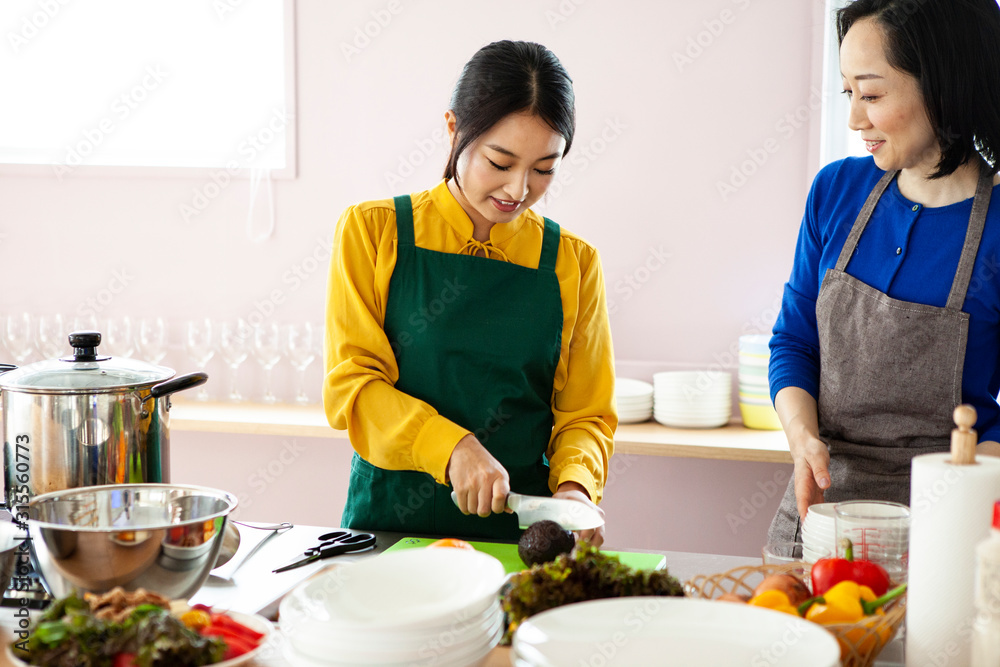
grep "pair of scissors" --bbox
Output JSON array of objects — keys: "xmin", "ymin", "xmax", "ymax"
[{"xmin": 272, "ymin": 530, "xmax": 376, "ymax": 573}]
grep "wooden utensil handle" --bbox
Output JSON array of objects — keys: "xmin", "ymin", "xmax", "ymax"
[{"xmin": 951, "ymin": 404, "xmax": 978, "ymax": 465}]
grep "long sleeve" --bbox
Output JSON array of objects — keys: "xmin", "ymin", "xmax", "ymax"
[
  {"xmin": 322, "ymin": 203, "xmax": 469, "ymax": 484},
  {"xmin": 769, "ymin": 172, "xmax": 827, "ymax": 404},
  {"xmin": 546, "ymin": 242, "xmax": 617, "ymax": 503}
]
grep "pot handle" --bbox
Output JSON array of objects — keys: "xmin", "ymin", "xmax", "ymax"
[
  {"xmin": 149, "ymin": 372, "xmax": 208, "ymax": 399},
  {"xmin": 0, "ymin": 364, "xmax": 16, "ymax": 374}
]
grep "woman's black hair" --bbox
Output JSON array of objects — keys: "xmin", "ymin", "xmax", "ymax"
[
  {"xmin": 837, "ymin": 0, "xmax": 1000, "ymax": 177},
  {"xmin": 443, "ymin": 40, "xmax": 575, "ymax": 185}
]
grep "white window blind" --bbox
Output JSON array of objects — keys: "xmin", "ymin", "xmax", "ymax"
[{"xmin": 0, "ymin": 0, "xmax": 295, "ymax": 177}]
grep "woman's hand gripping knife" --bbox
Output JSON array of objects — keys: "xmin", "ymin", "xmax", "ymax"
[{"xmin": 447, "ymin": 438, "xmax": 606, "ymax": 548}]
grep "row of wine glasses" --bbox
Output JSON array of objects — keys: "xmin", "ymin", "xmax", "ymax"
[
  {"xmin": 0, "ymin": 314, "xmax": 169, "ymax": 365},
  {"xmin": 185, "ymin": 320, "xmax": 320, "ymax": 404}
]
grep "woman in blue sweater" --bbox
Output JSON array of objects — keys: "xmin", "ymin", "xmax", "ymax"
[{"xmin": 768, "ymin": 0, "xmax": 1000, "ymax": 542}]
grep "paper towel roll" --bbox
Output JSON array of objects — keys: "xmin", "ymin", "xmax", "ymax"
[{"xmin": 907, "ymin": 453, "xmax": 1000, "ymax": 666}]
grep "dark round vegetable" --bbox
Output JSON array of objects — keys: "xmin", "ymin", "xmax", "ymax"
[{"xmin": 518, "ymin": 520, "xmax": 575, "ymax": 566}]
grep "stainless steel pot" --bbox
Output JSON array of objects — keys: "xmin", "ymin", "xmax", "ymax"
[{"xmin": 0, "ymin": 331, "xmax": 207, "ymax": 520}]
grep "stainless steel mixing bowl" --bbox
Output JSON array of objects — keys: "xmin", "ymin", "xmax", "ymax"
[{"xmin": 27, "ymin": 484, "xmax": 237, "ymax": 599}]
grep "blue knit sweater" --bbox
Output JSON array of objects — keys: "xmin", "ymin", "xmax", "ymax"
[{"xmin": 769, "ymin": 157, "xmax": 1000, "ymax": 442}]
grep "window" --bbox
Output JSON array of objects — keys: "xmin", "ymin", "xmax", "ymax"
[{"xmin": 0, "ymin": 0, "xmax": 296, "ymax": 179}]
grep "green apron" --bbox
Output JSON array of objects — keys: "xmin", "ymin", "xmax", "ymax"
[{"xmin": 341, "ymin": 194, "xmax": 564, "ymax": 540}]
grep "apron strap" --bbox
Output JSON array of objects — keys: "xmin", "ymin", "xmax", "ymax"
[
  {"xmin": 393, "ymin": 195, "xmax": 415, "ymax": 247},
  {"xmin": 834, "ymin": 169, "xmax": 898, "ymax": 272},
  {"xmin": 539, "ymin": 218, "xmax": 560, "ymax": 272},
  {"xmin": 946, "ymin": 165, "xmax": 994, "ymax": 310}
]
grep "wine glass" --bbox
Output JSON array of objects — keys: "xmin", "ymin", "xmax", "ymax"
[
  {"xmin": 285, "ymin": 322, "xmax": 316, "ymax": 405},
  {"xmin": 104, "ymin": 316, "xmax": 135, "ymax": 358},
  {"xmin": 137, "ymin": 317, "xmax": 169, "ymax": 365},
  {"xmin": 220, "ymin": 319, "xmax": 250, "ymax": 402},
  {"xmin": 185, "ymin": 319, "xmax": 215, "ymax": 402},
  {"xmin": 37, "ymin": 314, "xmax": 66, "ymax": 359},
  {"xmin": 4, "ymin": 313, "xmax": 34, "ymax": 364},
  {"xmin": 253, "ymin": 322, "xmax": 282, "ymax": 404}
]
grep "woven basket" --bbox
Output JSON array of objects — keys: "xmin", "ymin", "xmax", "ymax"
[{"xmin": 685, "ymin": 564, "xmax": 905, "ymax": 667}]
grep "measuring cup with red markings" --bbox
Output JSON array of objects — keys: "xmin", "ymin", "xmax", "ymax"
[{"xmin": 834, "ymin": 500, "xmax": 911, "ymax": 584}]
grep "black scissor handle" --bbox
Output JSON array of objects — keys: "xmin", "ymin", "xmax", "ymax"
[{"xmin": 315, "ymin": 533, "xmax": 376, "ymax": 558}]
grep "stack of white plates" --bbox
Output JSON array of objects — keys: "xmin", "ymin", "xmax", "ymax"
[
  {"xmin": 279, "ymin": 548, "xmax": 506, "ymax": 666},
  {"xmin": 652, "ymin": 371, "xmax": 732, "ymax": 428},
  {"xmin": 616, "ymin": 378, "xmax": 654, "ymax": 423},
  {"xmin": 801, "ymin": 503, "xmax": 837, "ymax": 561},
  {"xmin": 738, "ymin": 335, "xmax": 782, "ymax": 430},
  {"xmin": 511, "ymin": 597, "xmax": 840, "ymax": 666}
]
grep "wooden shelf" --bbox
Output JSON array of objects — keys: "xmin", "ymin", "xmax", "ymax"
[{"xmin": 169, "ymin": 401, "xmax": 791, "ymax": 464}]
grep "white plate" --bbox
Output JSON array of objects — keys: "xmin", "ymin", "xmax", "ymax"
[
  {"xmin": 279, "ymin": 549, "xmax": 506, "ymax": 652},
  {"xmin": 6, "ymin": 609, "xmax": 272, "ymax": 667},
  {"xmin": 615, "ymin": 378, "xmax": 654, "ymax": 398},
  {"xmin": 654, "ymin": 416, "xmax": 730, "ymax": 429},
  {"xmin": 512, "ymin": 597, "xmax": 839, "ymax": 667}
]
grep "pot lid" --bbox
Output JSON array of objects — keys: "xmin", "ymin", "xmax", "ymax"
[{"xmin": 0, "ymin": 331, "xmax": 174, "ymax": 391}]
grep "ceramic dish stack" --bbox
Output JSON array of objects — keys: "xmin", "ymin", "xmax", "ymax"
[
  {"xmin": 510, "ymin": 597, "xmax": 840, "ymax": 666},
  {"xmin": 801, "ymin": 502, "xmax": 837, "ymax": 562},
  {"xmin": 652, "ymin": 371, "xmax": 732, "ymax": 428},
  {"xmin": 279, "ymin": 548, "xmax": 507, "ymax": 666},
  {"xmin": 738, "ymin": 334, "xmax": 782, "ymax": 430},
  {"xmin": 615, "ymin": 378, "xmax": 654, "ymax": 423}
]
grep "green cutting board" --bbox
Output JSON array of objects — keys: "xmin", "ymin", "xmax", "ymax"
[{"xmin": 384, "ymin": 537, "xmax": 666, "ymax": 574}]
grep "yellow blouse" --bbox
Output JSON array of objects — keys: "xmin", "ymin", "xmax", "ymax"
[{"xmin": 323, "ymin": 180, "xmax": 617, "ymax": 502}]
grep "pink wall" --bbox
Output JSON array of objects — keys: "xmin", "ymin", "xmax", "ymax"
[{"xmin": 0, "ymin": 0, "xmax": 826, "ymax": 556}]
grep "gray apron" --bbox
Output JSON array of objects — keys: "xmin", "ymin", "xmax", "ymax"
[{"xmin": 768, "ymin": 165, "xmax": 994, "ymax": 543}]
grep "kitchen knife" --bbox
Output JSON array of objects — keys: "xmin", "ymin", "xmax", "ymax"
[{"xmin": 449, "ymin": 491, "xmax": 604, "ymax": 531}]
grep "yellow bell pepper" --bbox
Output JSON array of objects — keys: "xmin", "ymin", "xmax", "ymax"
[
  {"xmin": 748, "ymin": 589, "xmax": 800, "ymax": 616},
  {"xmin": 801, "ymin": 580, "xmax": 906, "ymax": 657},
  {"xmin": 804, "ymin": 580, "xmax": 879, "ymax": 624}
]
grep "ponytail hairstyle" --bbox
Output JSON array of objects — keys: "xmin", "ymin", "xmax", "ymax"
[{"xmin": 443, "ymin": 40, "xmax": 575, "ymax": 186}]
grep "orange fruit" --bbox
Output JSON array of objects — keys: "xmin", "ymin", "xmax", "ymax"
[{"xmin": 427, "ymin": 538, "xmax": 475, "ymax": 550}]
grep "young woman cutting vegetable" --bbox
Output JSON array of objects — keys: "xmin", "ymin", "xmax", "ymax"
[{"xmin": 323, "ymin": 41, "xmax": 615, "ymax": 544}]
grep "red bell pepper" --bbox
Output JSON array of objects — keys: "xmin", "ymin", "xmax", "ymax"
[
  {"xmin": 811, "ymin": 538, "xmax": 891, "ymax": 596},
  {"xmin": 113, "ymin": 654, "xmax": 136, "ymax": 667}
]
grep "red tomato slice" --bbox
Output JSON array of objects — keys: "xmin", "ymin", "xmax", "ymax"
[
  {"xmin": 209, "ymin": 613, "xmax": 265, "ymax": 641},
  {"xmin": 201, "ymin": 628, "xmax": 257, "ymax": 659}
]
